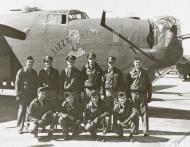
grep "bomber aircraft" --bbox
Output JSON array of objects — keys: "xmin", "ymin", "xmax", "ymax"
[{"xmin": 0, "ymin": 8, "xmax": 186, "ymax": 88}]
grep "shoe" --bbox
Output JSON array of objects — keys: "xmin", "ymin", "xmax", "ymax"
[
  {"xmin": 128, "ymin": 135, "xmax": 134, "ymax": 142},
  {"xmin": 33, "ymin": 132, "xmax": 38, "ymax": 138},
  {"xmin": 134, "ymin": 130, "xmax": 139, "ymax": 135},
  {"xmin": 143, "ymin": 132, "xmax": 149, "ymax": 137},
  {"xmin": 18, "ymin": 129, "xmax": 23, "ymax": 134},
  {"xmin": 48, "ymin": 130, "xmax": 53, "ymax": 137},
  {"xmin": 63, "ymin": 133, "xmax": 69, "ymax": 140}
]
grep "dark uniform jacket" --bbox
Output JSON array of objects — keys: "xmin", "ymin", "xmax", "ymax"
[
  {"xmin": 39, "ymin": 67, "xmax": 59, "ymax": 92},
  {"xmin": 81, "ymin": 62, "xmax": 103, "ymax": 90},
  {"xmin": 126, "ymin": 68, "xmax": 152, "ymax": 99},
  {"xmin": 86, "ymin": 100, "xmax": 109, "ymax": 121},
  {"xmin": 27, "ymin": 98, "xmax": 54, "ymax": 122},
  {"xmin": 15, "ymin": 67, "xmax": 38, "ymax": 103},
  {"xmin": 60, "ymin": 100, "xmax": 83, "ymax": 121},
  {"xmin": 113, "ymin": 99, "xmax": 138, "ymax": 122},
  {"xmin": 60, "ymin": 67, "xmax": 81, "ymax": 94},
  {"xmin": 102, "ymin": 67, "xmax": 124, "ymax": 92}
]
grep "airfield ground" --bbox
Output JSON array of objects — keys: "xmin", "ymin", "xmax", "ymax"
[{"xmin": 0, "ymin": 74, "xmax": 190, "ymax": 147}]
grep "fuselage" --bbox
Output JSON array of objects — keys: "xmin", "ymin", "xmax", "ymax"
[{"xmin": 0, "ymin": 10, "xmax": 183, "ymax": 83}]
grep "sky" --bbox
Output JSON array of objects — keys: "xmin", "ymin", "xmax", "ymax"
[{"xmin": 0, "ymin": 0, "xmax": 190, "ymax": 54}]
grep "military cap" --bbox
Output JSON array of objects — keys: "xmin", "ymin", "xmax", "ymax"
[
  {"xmin": 27, "ymin": 56, "xmax": 34, "ymax": 60},
  {"xmin": 87, "ymin": 52, "xmax": 96, "ymax": 59},
  {"xmin": 134, "ymin": 56, "xmax": 142, "ymax": 61},
  {"xmin": 43, "ymin": 56, "xmax": 53, "ymax": 62},
  {"xmin": 107, "ymin": 56, "xmax": 116, "ymax": 62},
  {"xmin": 37, "ymin": 86, "xmax": 49, "ymax": 93},
  {"xmin": 66, "ymin": 55, "xmax": 76, "ymax": 61},
  {"xmin": 118, "ymin": 91, "xmax": 126, "ymax": 98}
]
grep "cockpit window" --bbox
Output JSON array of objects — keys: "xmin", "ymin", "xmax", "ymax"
[
  {"xmin": 47, "ymin": 14, "xmax": 67, "ymax": 24},
  {"xmin": 68, "ymin": 12, "xmax": 89, "ymax": 21},
  {"xmin": 150, "ymin": 16, "xmax": 180, "ymax": 47}
]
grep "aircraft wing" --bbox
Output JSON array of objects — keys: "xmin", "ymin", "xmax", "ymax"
[{"xmin": 0, "ymin": 24, "xmax": 26, "ymax": 86}]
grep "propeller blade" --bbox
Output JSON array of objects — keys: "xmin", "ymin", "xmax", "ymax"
[
  {"xmin": 100, "ymin": 11, "xmax": 160, "ymax": 63},
  {"xmin": 0, "ymin": 24, "xmax": 26, "ymax": 40}
]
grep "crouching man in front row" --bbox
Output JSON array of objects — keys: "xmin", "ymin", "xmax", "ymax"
[
  {"xmin": 85, "ymin": 91, "xmax": 110, "ymax": 141},
  {"xmin": 27, "ymin": 87, "xmax": 57, "ymax": 138},
  {"xmin": 58, "ymin": 92, "xmax": 83, "ymax": 140},
  {"xmin": 113, "ymin": 92, "xmax": 138, "ymax": 142}
]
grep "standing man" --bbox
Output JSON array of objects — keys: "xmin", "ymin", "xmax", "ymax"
[
  {"xmin": 60, "ymin": 55, "xmax": 82, "ymax": 103},
  {"xmin": 15, "ymin": 56, "xmax": 39, "ymax": 134},
  {"xmin": 81, "ymin": 52, "xmax": 103, "ymax": 103},
  {"xmin": 39, "ymin": 56, "xmax": 59, "ymax": 109},
  {"xmin": 101, "ymin": 56, "xmax": 124, "ymax": 110},
  {"xmin": 126, "ymin": 57, "xmax": 152, "ymax": 136}
]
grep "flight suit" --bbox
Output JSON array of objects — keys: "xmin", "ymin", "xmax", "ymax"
[
  {"xmin": 81, "ymin": 62, "xmax": 103, "ymax": 102},
  {"xmin": 15, "ymin": 67, "xmax": 39, "ymax": 132},
  {"xmin": 126, "ymin": 68, "xmax": 152, "ymax": 134},
  {"xmin": 60, "ymin": 67, "xmax": 82, "ymax": 103},
  {"xmin": 39, "ymin": 67, "xmax": 59, "ymax": 110},
  {"xmin": 27, "ymin": 98, "xmax": 56, "ymax": 136},
  {"xmin": 58, "ymin": 100, "xmax": 83, "ymax": 137},
  {"xmin": 85, "ymin": 99, "xmax": 110, "ymax": 137},
  {"xmin": 101, "ymin": 67, "xmax": 124, "ymax": 110},
  {"xmin": 113, "ymin": 99, "xmax": 138, "ymax": 138}
]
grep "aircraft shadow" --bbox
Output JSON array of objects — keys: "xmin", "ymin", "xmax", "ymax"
[
  {"xmin": 37, "ymin": 134, "xmax": 169, "ymax": 143},
  {"xmin": 149, "ymin": 106, "xmax": 190, "ymax": 120},
  {"xmin": 28, "ymin": 144, "xmax": 54, "ymax": 147},
  {"xmin": 0, "ymin": 95, "xmax": 18, "ymax": 122},
  {"xmin": 152, "ymin": 85, "xmax": 177, "ymax": 92}
]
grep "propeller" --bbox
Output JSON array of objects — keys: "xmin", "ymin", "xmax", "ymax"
[
  {"xmin": 0, "ymin": 24, "xmax": 26, "ymax": 40},
  {"xmin": 100, "ymin": 11, "xmax": 160, "ymax": 63}
]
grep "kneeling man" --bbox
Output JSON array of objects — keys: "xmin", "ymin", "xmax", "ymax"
[{"xmin": 27, "ymin": 87, "xmax": 56, "ymax": 138}]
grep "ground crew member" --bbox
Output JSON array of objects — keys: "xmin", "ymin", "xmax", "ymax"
[
  {"xmin": 101, "ymin": 56, "xmax": 124, "ymax": 110},
  {"xmin": 113, "ymin": 92, "xmax": 138, "ymax": 142},
  {"xmin": 27, "ymin": 86, "xmax": 56, "ymax": 138},
  {"xmin": 58, "ymin": 92, "xmax": 83, "ymax": 140},
  {"xmin": 60, "ymin": 55, "xmax": 82, "ymax": 103},
  {"xmin": 126, "ymin": 57, "xmax": 152, "ymax": 136},
  {"xmin": 85, "ymin": 91, "xmax": 110, "ymax": 141},
  {"xmin": 39, "ymin": 56, "xmax": 59, "ymax": 110},
  {"xmin": 81, "ymin": 52, "xmax": 103, "ymax": 103},
  {"xmin": 15, "ymin": 56, "xmax": 38, "ymax": 134}
]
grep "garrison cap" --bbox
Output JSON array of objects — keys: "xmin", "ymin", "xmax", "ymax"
[
  {"xmin": 27, "ymin": 56, "xmax": 34, "ymax": 60},
  {"xmin": 43, "ymin": 56, "xmax": 53, "ymax": 62},
  {"xmin": 87, "ymin": 52, "xmax": 96, "ymax": 59},
  {"xmin": 107, "ymin": 56, "xmax": 116, "ymax": 62},
  {"xmin": 37, "ymin": 86, "xmax": 49, "ymax": 93},
  {"xmin": 66, "ymin": 55, "xmax": 76, "ymax": 61},
  {"xmin": 118, "ymin": 92, "xmax": 126, "ymax": 99}
]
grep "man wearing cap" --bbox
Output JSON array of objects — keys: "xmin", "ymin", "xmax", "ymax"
[
  {"xmin": 27, "ymin": 86, "xmax": 56, "ymax": 138},
  {"xmin": 85, "ymin": 90, "xmax": 110, "ymax": 141},
  {"xmin": 60, "ymin": 55, "xmax": 82, "ymax": 103},
  {"xmin": 113, "ymin": 92, "xmax": 138, "ymax": 142},
  {"xmin": 81, "ymin": 52, "xmax": 103, "ymax": 104},
  {"xmin": 126, "ymin": 57, "xmax": 152, "ymax": 136},
  {"xmin": 39, "ymin": 56, "xmax": 59, "ymax": 110},
  {"xmin": 58, "ymin": 92, "xmax": 83, "ymax": 140},
  {"xmin": 101, "ymin": 56, "xmax": 124, "ymax": 111},
  {"xmin": 15, "ymin": 56, "xmax": 39, "ymax": 134}
]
